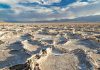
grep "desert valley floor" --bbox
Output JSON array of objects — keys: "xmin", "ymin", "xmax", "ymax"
[{"xmin": 0, "ymin": 23, "xmax": 100, "ymax": 70}]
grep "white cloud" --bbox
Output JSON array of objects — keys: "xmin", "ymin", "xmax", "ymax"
[
  {"xmin": 69, "ymin": 2, "xmax": 89, "ymax": 7},
  {"xmin": 40, "ymin": 0, "xmax": 61, "ymax": 5},
  {"xmin": 23, "ymin": 0, "xmax": 61, "ymax": 5},
  {"xmin": 0, "ymin": 0, "xmax": 61, "ymax": 5},
  {"xmin": 0, "ymin": 0, "xmax": 18, "ymax": 5},
  {"xmin": 65, "ymin": 1, "xmax": 100, "ymax": 19},
  {"xmin": 0, "ymin": 0, "xmax": 100, "ymax": 21}
]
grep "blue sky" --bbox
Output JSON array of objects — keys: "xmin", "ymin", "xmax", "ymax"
[{"xmin": 0, "ymin": 0, "xmax": 100, "ymax": 22}]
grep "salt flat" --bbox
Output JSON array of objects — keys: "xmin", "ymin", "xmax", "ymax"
[{"xmin": 0, "ymin": 23, "xmax": 100, "ymax": 70}]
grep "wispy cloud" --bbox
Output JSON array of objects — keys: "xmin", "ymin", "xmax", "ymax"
[{"xmin": 0, "ymin": 0, "xmax": 100, "ymax": 22}]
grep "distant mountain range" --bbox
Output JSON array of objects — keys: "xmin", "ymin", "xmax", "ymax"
[
  {"xmin": 47, "ymin": 15, "xmax": 100, "ymax": 23},
  {"xmin": 3, "ymin": 15, "xmax": 100, "ymax": 23}
]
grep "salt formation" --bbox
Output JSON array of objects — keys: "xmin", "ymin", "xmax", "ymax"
[
  {"xmin": 21, "ymin": 40, "xmax": 39, "ymax": 54},
  {"xmin": 0, "ymin": 23, "xmax": 100, "ymax": 70},
  {"xmin": 26, "ymin": 47, "xmax": 79, "ymax": 70},
  {"xmin": 36, "ymin": 28, "xmax": 48, "ymax": 35},
  {"xmin": 53, "ymin": 34, "xmax": 68, "ymax": 45}
]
